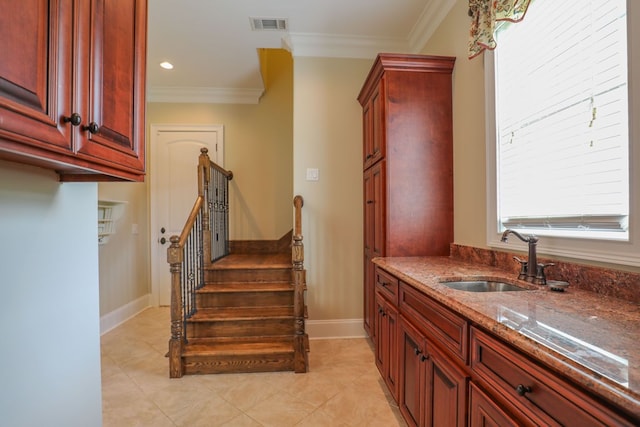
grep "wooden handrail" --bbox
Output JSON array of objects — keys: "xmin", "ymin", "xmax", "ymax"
[
  {"xmin": 178, "ymin": 197, "xmax": 204, "ymax": 246},
  {"xmin": 210, "ymin": 159, "xmax": 234, "ymax": 180}
]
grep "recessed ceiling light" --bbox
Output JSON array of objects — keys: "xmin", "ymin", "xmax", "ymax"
[{"xmin": 160, "ymin": 61, "xmax": 174, "ymax": 70}]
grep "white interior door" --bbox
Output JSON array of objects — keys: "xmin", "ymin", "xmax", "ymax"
[{"xmin": 150, "ymin": 125, "xmax": 223, "ymax": 306}]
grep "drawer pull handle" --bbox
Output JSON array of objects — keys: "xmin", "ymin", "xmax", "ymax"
[
  {"xmin": 516, "ymin": 384, "xmax": 532, "ymax": 396},
  {"xmin": 381, "ymin": 282, "xmax": 389, "ymax": 287}
]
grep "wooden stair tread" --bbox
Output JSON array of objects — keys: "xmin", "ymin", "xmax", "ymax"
[
  {"xmin": 207, "ymin": 253, "xmax": 291, "ymax": 270},
  {"xmin": 184, "ymin": 337, "xmax": 294, "ymax": 356},
  {"xmin": 198, "ymin": 282, "xmax": 292, "ymax": 293},
  {"xmin": 189, "ymin": 306, "xmax": 294, "ymax": 321}
]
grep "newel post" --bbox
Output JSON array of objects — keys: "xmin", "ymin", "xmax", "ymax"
[
  {"xmin": 199, "ymin": 148, "xmax": 212, "ymax": 264},
  {"xmin": 167, "ymin": 235, "xmax": 184, "ymax": 378},
  {"xmin": 292, "ymin": 195, "xmax": 309, "ymax": 372}
]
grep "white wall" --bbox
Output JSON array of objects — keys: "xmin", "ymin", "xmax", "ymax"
[{"xmin": 0, "ymin": 161, "xmax": 103, "ymax": 427}]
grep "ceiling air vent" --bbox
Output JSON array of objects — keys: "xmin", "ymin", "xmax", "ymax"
[{"xmin": 250, "ymin": 17, "xmax": 288, "ymax": 31}]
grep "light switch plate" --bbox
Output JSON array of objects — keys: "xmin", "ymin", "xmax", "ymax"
[{"xmin": 306, "ymin": 168, "xmax": 319, "ymax": 181}]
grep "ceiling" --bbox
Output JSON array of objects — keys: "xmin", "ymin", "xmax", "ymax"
[{"xmin": 146, "ymin": 0, "xmax": 456, "ymax": 104}]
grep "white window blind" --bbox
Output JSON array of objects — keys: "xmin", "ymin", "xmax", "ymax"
[{"xmin": 494, "ymin": 0, "xmax": 629, "ymax": 239}]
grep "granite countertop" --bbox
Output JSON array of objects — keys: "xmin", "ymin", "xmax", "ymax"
[{"xmin": 373, "ymin": 256, "xmax": 640, "ymax": 418}]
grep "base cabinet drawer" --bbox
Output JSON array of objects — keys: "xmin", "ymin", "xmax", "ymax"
[
  {"xmin": 399, "ymin": 282, "xmax": 467, "ymax": 363},
  {"xmin": 470, "ymin": 327, "xmax": 635, "ymax": 427},
  {"xmin": 375, "ymin": 266, "xmax": 399, "ymax": 305}
]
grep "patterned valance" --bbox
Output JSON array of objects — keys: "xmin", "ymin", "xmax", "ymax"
[{"xmin": 468, "ymin": 0, "xmax": 532, "ymax": 59}]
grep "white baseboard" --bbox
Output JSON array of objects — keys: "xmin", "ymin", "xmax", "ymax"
[
  {"xmin": 100, "ymin": 294, "xmax": 152, "ymax": 335},
  {"xmin": 306, "ymin": 318, "xmax": 367, "ymax": 340}
]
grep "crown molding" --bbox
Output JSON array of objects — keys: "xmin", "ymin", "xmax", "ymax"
[
  {"xmin": 407, "ymin": 0, "xmax": 457, "ymax": 53},
  {"xmin": 284, "ymin": 33, "xmax": 409, "ymax": 59},
  {"xmin": 147, "ymin": 86, "xmax": 264, "ymax": 104},
  {"xmin": 284, "ymin": 0, "xmax": 455, "ymax": 59}
]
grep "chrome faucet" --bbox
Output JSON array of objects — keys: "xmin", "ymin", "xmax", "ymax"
[{"xmin": 501, "ymin": 229, "xmax": 540, "ymax": 283}]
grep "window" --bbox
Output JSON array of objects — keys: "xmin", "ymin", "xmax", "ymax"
[{"xmin": 486, "ymin": 0, "xmax": 640, "ymax": 265}]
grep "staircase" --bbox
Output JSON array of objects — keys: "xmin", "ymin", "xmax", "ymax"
[
  {"xmin": 181, "ymin": 250, "xmax": 303, "ymax": 374},
  {"xmin": 167, "ymin": 149, "xmax": 308, "ymax": 377}
]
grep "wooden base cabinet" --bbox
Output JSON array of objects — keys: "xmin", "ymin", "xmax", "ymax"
[
  {"xmin": 399, "ymin": 316, "xmax": 468, "ymax": 427},
  {"xmin": 360, "ymin": 54, "xmax": 455, "ymax": 339},
  {"xmin": 0, "ymin": 0, "xmax": 147, "ymax": 181},
  {"xmin": 373, "ymin": 266, "xmax": 639, "ymax": 427}
]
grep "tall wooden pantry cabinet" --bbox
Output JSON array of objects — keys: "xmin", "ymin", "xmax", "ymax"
[{"xmin": 358, "ymin": 54, "xmax": 455, "ymax": 339}]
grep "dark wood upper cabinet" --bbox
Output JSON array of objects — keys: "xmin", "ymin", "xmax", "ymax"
[
  {"xmin": 0, "ymin": 0, "xmax": 73, "ymax": 153},
  {"xmin": 0, "ymin": 0, "xmax": 147, "ymax": 181}
]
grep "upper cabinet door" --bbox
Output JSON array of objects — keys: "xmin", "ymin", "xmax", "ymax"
[
  {"xmin": 361, "ymin": 80, "xmax": 385, "ymax": 170},
  {"xmin": 74, "ymin": 0, "xmax": 146, "ymax": 177},
  {"xmin": 0, "ymin": 0, "xmax": 73, "ymax": 153}
]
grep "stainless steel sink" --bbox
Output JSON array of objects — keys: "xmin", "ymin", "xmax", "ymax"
[{"xmin": 440, "ymin": 280, "xmax": 529, "ymax": 292}]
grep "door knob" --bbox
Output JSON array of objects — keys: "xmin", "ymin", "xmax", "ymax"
[
  {"xmin": 159, "ymin": 237, "xmax": 167, "ymax": 245},
  {"xmin": 83, "ymin": 122, "xmax": 100, "ymax": 134},
  {"xmin": 62, "ymin": 113, "xmax": 82, "ymax": 126}
]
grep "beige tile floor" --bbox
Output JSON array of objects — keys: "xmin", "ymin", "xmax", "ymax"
[{"xmin": 101, "ymin": 307, "xmax": 407, "ymax": 427}]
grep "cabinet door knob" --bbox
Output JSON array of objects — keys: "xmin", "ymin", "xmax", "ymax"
[
  {"xmin": 420, "ymin": 354, "xmax": 429, "ymax": 362},
  {"xmin": 83, "ymin": 122, "xmax": 100, "ymax": 134},
  {"xmin": 515, "ymin": 384, "xmax": 532, "ymax": 396},
  {"xmin": 63, "ymin": 113, "xmax": 82, "ymax": 126},
  {"xmin": 414, "ymin": 347, "xmax": 422, "ymax": 356}
]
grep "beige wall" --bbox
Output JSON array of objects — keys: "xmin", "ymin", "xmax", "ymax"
[
  {"xmin": 293, "ymin": 56, "xmax": 373, "ymax": 320},
  {"xmin": 422, "ymin": 0, "xmax": 488, "ymax": 249},
  {"xmin": 147, "ymin": 49, "xmax": 293, "ymax": 241},
  {"xmin": 98, "ymin": 182, "xmax": 150, "ymax": 315},
  {"xmin": 423, "ymin": 0, "xmax": 640, "ymax": 273},
  {"xmin": 100, "ymin": 0, "xmax": 639, "ymax": 325},
  {"xmin": 98, "ymin": 49, "xmax": 293, "ymax": 317}
]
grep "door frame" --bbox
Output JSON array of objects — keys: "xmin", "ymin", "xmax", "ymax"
[{"xmin": 149, "ymin": 123, "xmax": 224, "ymax": 306}]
